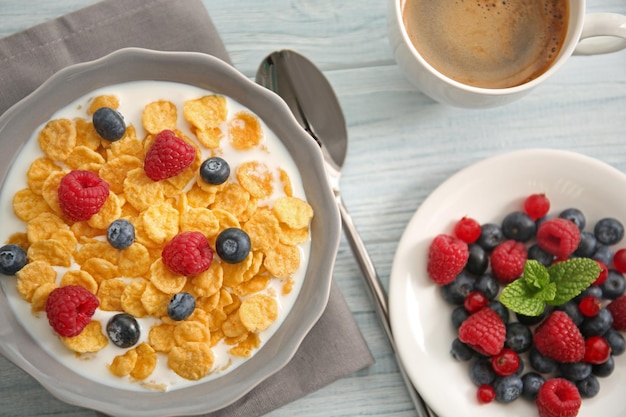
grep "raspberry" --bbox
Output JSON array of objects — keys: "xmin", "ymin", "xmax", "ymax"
[
  {"xmin": 536, "ymin": 378, "xmax": 581, "ymax": 417},
  {"xmin": 536, "ymin": 218, "xmax": 581, "ymax": 258},
  {"xmin": 45, "ymin": 285, "xmax": 99, "ymax": 337},
  {"xmin": 143, "ymin": 129, "xmax": 196, "ymax": 181},
  {"xmin": 606, "ymin": 294, "xmax": 626, "ymax": 331},
  {"xmin": 162, "ymin": 231, "xmax": 213, "ymax": 276},
  {"xmin": 453, "ymin": 216, "xmax": 481, "ymax": 243},
  {"xmin": 57, "ymin": 170, "xmax": 110, "ymax": 221},
  {"xmin": 524, "ymin": 193, "xmax": 550, "ymax": 221},
  {"xmin": 490, "ymin": 240, "xmax": 527, "ymax": 283},
  {"xmin": 533, "ymin": 311, "xmax": 585, "ymax": 363},
  {"xmin": 458, "ymin": 307, "xmax": 506, "ymax": 356},
  {"xmin": 426, "ymin": 234, "xmax": 469, "ymax": 285}
]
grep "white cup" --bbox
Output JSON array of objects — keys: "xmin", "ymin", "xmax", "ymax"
[{"xmin": 388, "ymin": 0, "xmax": 626, "ymax": 108}]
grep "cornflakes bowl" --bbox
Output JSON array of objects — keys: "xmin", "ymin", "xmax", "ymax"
[{"xmin": 0, "ymin": 48, "xmax": 340, "ymax": 417}]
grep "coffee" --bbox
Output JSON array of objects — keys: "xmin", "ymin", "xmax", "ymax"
[{"xmin": 402, "ymin": 0, "xmax": 569, "ymax": 89}]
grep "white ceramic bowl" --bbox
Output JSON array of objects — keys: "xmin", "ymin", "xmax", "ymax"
[{"xmin": 0, "ymin": 48, "xmax": 341, "ymax": 417}]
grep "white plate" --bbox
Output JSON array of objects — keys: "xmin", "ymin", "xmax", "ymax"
[{"xmin": 389, "ymin": 149, "xmax": 626, "ymax": 417}]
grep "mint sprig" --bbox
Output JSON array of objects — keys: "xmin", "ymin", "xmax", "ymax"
[{"xmin": 499, "ymin": 258, "xmax": 601, "ymax": 316}]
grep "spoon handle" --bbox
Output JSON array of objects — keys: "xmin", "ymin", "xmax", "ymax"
[{"xmin": 336, "ymin": 197, "xmax": 438, "ymax": 417}]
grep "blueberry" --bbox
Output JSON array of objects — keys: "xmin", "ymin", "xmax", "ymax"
[
  {"xmin": 450, "ymin": 338, "xmax": 474, "ymax": 361},
  {"xmin": 167, "ymin": 292, "xmax": 196, "ymax": 321},
  {"xmin": 215, "ymin": 228, "xmax": 251, "ymax": 263},
  {"xmin": 521, "ymin": 372, "xmax": 545, "ymax": 400},
  {"xmin": 0, "ymin": 244, "xmax": 27, "ymax": 275},
  {"xmin": 574, "ymin": 231, "xmax": 598, "ymax": 257},
  {"xmin": 559, "ymin": 362, "xmax": 592, "ymax": 382},
  {"xmin": 465, "ymin": 244, "xmax": 488, "ymax": 275},
  {"xmin": 592, "ymin": 245, "xmax": 614, "ymax": 266},
  {"xmin": 501, "ymin": 211, "xmax": 536, "ymax": 242},
  {"xmin": 559, "ymin": 208, "xmax": 586, "ymax": 230},
  {"xmin": 528, "ymin": 244, "xmax": 553, "ymax": 267},
  {"xmin": 470, "ymin": 358, "xmax": 495, "ymax": 386},
  {"xmin": 505, "ymin": 322, "xmax": 532, "ymax": 353},
  {"xmin": 474, "ymin": 273, "xmax": 499, "ymax": 300},
  {"xmin": 575, "ymin": 375, "xmax": 600, "ymax": 398},
  {"xmin": 594, "ymin": 217, "xmax": 625, "ymax": 245},
  {"xmin": 603, "ymin": 328, "xmax": 625, "ymax": 355},
  {"xmin": 592, "ymin": 355, "xmax": 614, "ymax": 377},
  {"xmin": 573, "ymin": 285, "xmax": 603, "ymax": 303},
  {"xmin": 600, "ymin": 269, "xmax": 626, "ymax": 299},
  {"xmin": 555, "ymin": 301, "xmax": 584, "ymax": 326},
  {"xmin": 106, "ymin": 313, "xmax": 140, "ymax": 348},
  {"xmin": 451, "ymin": 306, "xmax": 469, "ymax": 329},
  {"xmin": 107, "ymin": 219, "xmax": 135, "ymax": 249},
  {"xmin": 476, "ymin": 223, "xmax": 504, "ymax": 252},
  {"xmin": 199, "ymin": 157, "xmax": 230, "ymax": 185},
  {"xmin": 580, "ymin": 308, "xmax": 613, "ymax": 337},
  {"xmin": 529, "ymin": 347, "xmax": 557, "ymax": 373},
  {"xmin": 441, "ymin": 271, "xmax": 475, "ymax": 305},
  {"xmin": 92, "ymin": 107, "xmax": 126, "ymax": 141},
  {"xmin": 493, "ymin": 375, "xmax": 523, "ymax": 403},
  {"xmin": 488, "ymin": 300, "xmax": 510, "ymax": 325}
]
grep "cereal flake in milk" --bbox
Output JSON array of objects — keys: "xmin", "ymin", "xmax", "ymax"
[{"xmin": 0, "ymin": 81, "xmax": 313, "ymax": 391}]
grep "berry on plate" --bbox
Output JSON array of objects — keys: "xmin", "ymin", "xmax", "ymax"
[
  {"xmin": 533, "ymin": 311, "xmax": 585, "ymax": 363},
  {"xmin": 106, "ymin": 219, "xmax": 135, "ymax": 249},
  {"xmin": 536, "ymin": 378, "xmax": 581, "ymax": 417},
  {"xmin": 167, "ymin": 292, "xmax": 196, "ymax": 321},
  {"xmin": 453, "ymin": 216, "xmax": 481, "ymax": 244},
  {"xmin": 536, "ymin": 218, "xmax": 581, "ymax": 258},
  {"xmin": 215, "ymin": 228, "xmax": 251, "ymax": 264},
  {"xmin": 144, "ymin": 129, "xmax": 196, "ymax": 181},
  {"xmin": 92, "ymin": 107, "xmax": 126, "ymax": 141},
  {"xmin": 106, "ymin": 313, "xmax": 140, "ymax": 348},
  {"xmin": 524, "ymin": 193, "xmax": 550, "ymax": 221},
  {"xmin": 490, "ymin": 240, "xmax": 527, "ymax": 283},
  {"xmin": 45, "ymin": 285, "xmax": 99, "ymax": 337},
  {"xmin": 57, "ymin": 170, "xmax": 110, "ymax": 221},
  {"xmin": 0, "ymin": 244, "xmax": 27, "ymax": 275},
  {"xmin": 458, "ymin": 307, "xmax": 506, "ymax": 356},
  {"xmin": 162, "ymin": 231, "xmax": 213, "ymax": 276},
  {"xmin": 427, "ymin": 234, "xmax": 469, "ymax": 285}
]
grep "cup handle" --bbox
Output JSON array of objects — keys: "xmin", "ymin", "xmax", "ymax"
[{"xmin": 574, "ymin": 13, "xmax": 626, "ymax": 55}]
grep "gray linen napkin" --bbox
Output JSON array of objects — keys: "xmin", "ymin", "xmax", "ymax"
[{"xmin": 0, "ymin": 0, "xmax": 374, "ymax": 416}]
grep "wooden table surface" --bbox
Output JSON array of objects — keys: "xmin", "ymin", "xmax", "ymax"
[{"xmin": 1, "ymin": 0, "xmax": 625, "ymax": 416}]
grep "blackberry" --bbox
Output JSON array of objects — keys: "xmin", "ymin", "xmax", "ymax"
[
  {"xmin": 92, "ymin": 107, "xmax": 126, "ymax": 141},
  {"xmin": 558, "ymin": 208, "xmax": 586, "ymax": 230},
  {"xmin": 501, "ymin": 211, "xmax": 536, "ymax": 242},
  {"xmin": 594, "ymin": 217, "xmax": 624, "ymax": 245},
  {"xmin": 476, "ymin": 223, "xmax": 504, "ymax": 252},
  {"xmin": 521, "ymin": 372, "xmax": 545, "ymax": 400},
  {"xmin": 106, "ymin": 313, "xmax": 140, "ymax": 348},
  {"xmin": 199, "ymin": 156, "xmax": 230, "ymax": 185},
  {"xmin": 216, "ymin": 228, "xmax": 252, "ymax": 264},
  {"xmin": 0, "ymin": 244, "xmax": 27, "ymax": 275},
  {"xmin": 441, "ymin": 272, "xmax": 475, "ymax": 305},
  {"xmin": 107, "ymin": 219, "xmax": 135, "ymax": 249},
  {"xmin": 167, "ymin": 292, "xmax": 196, "ymax": 321},
  {"xmin": 465, "ymin": 243, "xmax": 488, "ymax": 275}
]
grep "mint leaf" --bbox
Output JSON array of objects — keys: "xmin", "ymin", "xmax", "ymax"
[
  {"xmin": 523, "ymin": 260, "xmax": 551, "ymax": 290},
  {"xmin": 546, "ymin": 258, "xmax": 601, "ymax": 305},
  {"xmin": 500, "ymin": 279, "xmax": 547, "ymax": 316}
]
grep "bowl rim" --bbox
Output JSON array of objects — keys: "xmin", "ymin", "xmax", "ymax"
[{"xmin": 0, "ymin": 47, "xmax": 341, "ymax": 417}]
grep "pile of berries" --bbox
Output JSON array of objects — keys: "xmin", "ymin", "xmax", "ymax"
[{"xmin": 428, "ymin": 193, "xmax": 626, "ymax": 417}]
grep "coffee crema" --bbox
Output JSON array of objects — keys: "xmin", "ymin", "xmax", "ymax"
[{"xmin": 402, "ymin": 0, "xmax": 569, "ymax": 89}]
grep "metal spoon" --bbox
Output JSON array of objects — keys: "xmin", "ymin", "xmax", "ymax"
[{"xmin": 256, "ymin": 49, "xmax": 437, "ymax": 417}]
